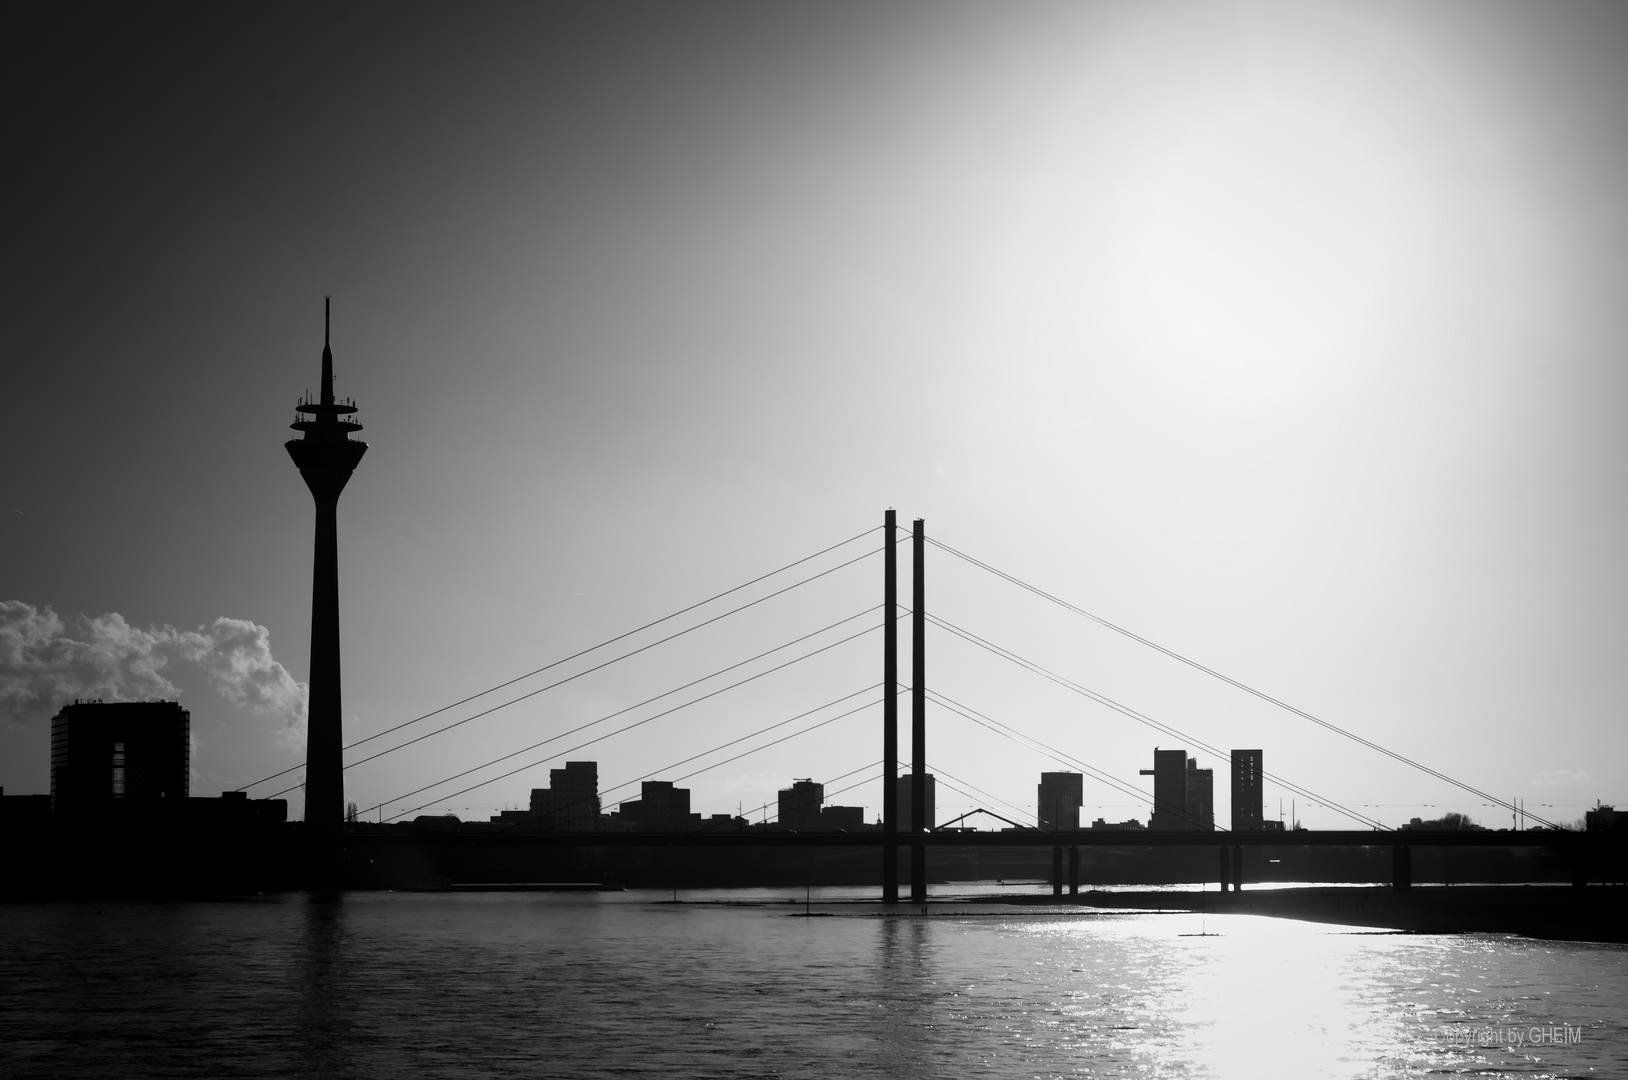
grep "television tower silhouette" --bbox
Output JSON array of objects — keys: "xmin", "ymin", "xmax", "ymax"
[{"xmin": 286, "ymin": 299, "xmax": 367, "ymax": 831}]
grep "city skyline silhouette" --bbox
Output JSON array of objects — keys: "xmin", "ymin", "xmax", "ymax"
[
  {"xmin": 5, "ymin": 9, "xmax": 1627, "ymax": 1077},
  {"xmin": 4, "ymin": 2, "xmax": 1624, "ymax": 833}
]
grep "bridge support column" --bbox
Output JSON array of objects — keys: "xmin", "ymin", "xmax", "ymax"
[
  {"xmin": 1392, "ymin": 845, "xmax": 1411, "ymax": 893},
  {"xmin": 909, "ymin": 518, "xmax": 927, "ymax": 905},
  {"xmin": 1232, "ymin": 846, "xmax": 1244, "ymax": 893},
  {"xmin": 1051, "ymin": 846, "xmax": 1063, "ymax": 897},
  {"xmin": 1069, "ymin": 845, "xmax": 1079, "ymax": 896},
  {"xmin": 882, "ymin": 509, "xmax": 898, "ymax": 904},
  {"xmin": 1219, "ymin": 846, "xmax": 1231, "ymax": 893}
]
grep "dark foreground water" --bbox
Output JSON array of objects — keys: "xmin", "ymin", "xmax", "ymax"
[{"xmin": 2, "ymin": 887, "xmax": 1623, "ymax": 1079}]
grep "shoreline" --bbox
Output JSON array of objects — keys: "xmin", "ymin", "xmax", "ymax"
[{"xmin": 984, "ymin": 884, "xmax": 1627, "ymax": 943}]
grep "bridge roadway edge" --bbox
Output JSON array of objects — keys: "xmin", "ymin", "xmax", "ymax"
[{"xmin": 324, "ymin": 828, "xmax": 1597, "ymax": 851}]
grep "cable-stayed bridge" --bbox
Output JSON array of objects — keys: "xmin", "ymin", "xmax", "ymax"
[{"xmin": 235, "ymin": 512, "xmax": 1616, "ymax": 896}]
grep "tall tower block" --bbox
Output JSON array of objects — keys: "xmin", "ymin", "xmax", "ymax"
[{"xmin": 286, "ymin": 300, "xmax": 367, "ymax": 831}]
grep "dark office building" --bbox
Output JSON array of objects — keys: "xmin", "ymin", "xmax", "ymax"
[
  {"xmin": 529, "ymin": 761, "xmax": 600, "ymax": 828},
  {"xmin": 1231, "ymin": 749, "xmax": 1264, "ymax": 831},
  {"xmin": 1186, "ymin": 760, "xmax": 1214, "ymax": 831},
  {"xmin": 819, "ymin": 805, "xmax": 866, "ymax": 831},
  {"xmin": 778, "ymin": 779, "xmax": 824, "ymax": 831},
  {"xmin": 51, "ymin": 700, "xmax": 190, "ymax": 813},
  {"xmin": 1037, "ymin": 771, "xmax": 1083, "ymax": 830},
  {"xmin": 619, "ymin": 780, "xmax": 694, "ymax": 832},
  {"xmin": 1140, "ymin": 749, "xmax": 1212, "ymax": 830},
  {"xmin": 896, "ymin": 773, "xmax": 936, "ymax": 832},
  {"xmin": 1140, "ymin": 749, "xmax": 1188, "ymax": 831}
]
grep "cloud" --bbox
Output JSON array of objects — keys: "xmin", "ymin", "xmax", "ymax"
[
  {"xmin": 1530, "ymin": 768, "xmax": 1591, "ymax": 788},
  {"xmin": 0, "ymin": 601, "xmax": 307, "ymax": 747}
]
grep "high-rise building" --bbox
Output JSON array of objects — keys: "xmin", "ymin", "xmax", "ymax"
[
  {"xmin": 1140, "ymin": 749, "xmax": 1190, "ymax": 830},
  {"xmin": 620, "ymin": 780, "xmax": 693, "ymax": 832},
  {"xmin": 1037, "ymin": 772, "xmax": 1083, "ymax": 830},
  {"xmin": 778, "ymin": 779, "xmax": 824, "ymax": 831},
  {"xmin": 529, "ymin": 761, "xmax": 600, "ymax": 828},
  {"xmin": 1186, "ymin": 758, "xmax": 1214, "ymax": 831},
  {"xmin": 896, "ymin": 773, "xmax": 936, "ymax": 832},
  {"xmin": 51, "ymin": 701, "xmax": 190, "ymax": 813},
  {"xmin": 285, "ymin": 301, "xmax": 367, "ymax": 831},
  {"xmin": 1140, "ymin": 749, "xmax": 1213, "ymax": 830},
  {"xmin": 1231, "ymin": 749, "xmax": 1264, "ymax": 832}
]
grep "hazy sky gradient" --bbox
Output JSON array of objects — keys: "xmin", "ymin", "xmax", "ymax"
[{"xmin": 5, "ymin": 1, "xmax": 1624, "ymax": 829}]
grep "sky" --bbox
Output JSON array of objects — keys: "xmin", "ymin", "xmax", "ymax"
[{"xmin": 5, "ymin": 0, "xmax": 1625, "ymax": 831}]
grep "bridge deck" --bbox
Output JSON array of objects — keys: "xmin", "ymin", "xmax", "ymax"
[{"xmin": 324, "ymin": 828, "xmax": 1585, "ymax": 850}]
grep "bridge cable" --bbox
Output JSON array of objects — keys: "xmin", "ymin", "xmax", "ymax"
[
  {"xmin": 238, "ymin": 524, "xmax": 883, "ymax": 791},
  {"xmin": 516, "ymin": 759, "xmax": 891, "ymax": 836},
  {"xmin": 929, "ymin": 613, "xmax": 1388, "ymax": 830},
  {"xmin": 500, "ymin": 691, "xmax": 883, "ymax": 832},
  {"xmin": 927, "ymin": 537, "xmax": 1555, "ymax": 830},
  {"xmin": 924, "ymin": 692, "xmax": 1195, "ymax": 827},
  {"xmin": 930, "ymin": 614, "xmax": 1385, "ymax": 830},
  {"xmin": 392, "ymin": 686, "xmax": 881, "ymax": 823},
  {"xmin": 282, "ymin": 611, "xmax": 881, "ymax": 803},
  {"xmin": 924, "ymin": 694, "xmax": 1204, "ymax": 828},
  {"xmin": 325, "ymin": 605, "xmax": 883, "ymax": 796},
  {"xmin": 919, "ymin": 761, "xmax": 1056, "ymax": 831},
  {"xmin": 723, "ymin": 760, "xmax": 886, "ymax": 831},
  {"xmin": 361, "ymin": 621, "xmax": 881, "ymax": 817},
  {"xmin": 728, "ymin": 763, "xmax": 894, "ymax": 832}
]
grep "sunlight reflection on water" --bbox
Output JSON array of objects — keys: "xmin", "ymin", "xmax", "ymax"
[{"xmin": 1, "ymin": 893, "xmax": 1621, "ymax": 1079}]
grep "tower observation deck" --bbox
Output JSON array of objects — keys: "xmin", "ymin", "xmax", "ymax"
[{"xmin": 286, "ymin": 299, "xmax": 367, "ymax": 831}]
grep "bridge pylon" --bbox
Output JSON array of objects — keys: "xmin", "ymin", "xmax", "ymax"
[
  {"xmin": 911, "ymin": 517, "xmax": 927, "ymax": 904},
  {"xmin": 882, "ymin": 509, "xmax": 899, "ymax": 902}
]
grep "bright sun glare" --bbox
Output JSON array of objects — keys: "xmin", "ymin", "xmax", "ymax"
[{"xmin": 1102, "ymin": 92, "xmax": 1434, "ymax": 414}]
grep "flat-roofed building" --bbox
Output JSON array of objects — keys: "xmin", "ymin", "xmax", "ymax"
[
  {"xmin": 778, "ymin": 779, "xmax": 824, "ymax": 831},
  {"xmin": 1140, "ymin": 749, "xmax": 1189, "ymax": 830},
  {"xmin": 1140, "ymin": 749, "xmax": 1213, "ymax": 830},
  {"xmin": 897, "ymin": 773, "xmax": 936, "ymax": 832},
  {"xmin": 1186, "ymin": 759, "xmax": 1214, "ymax": 831},
  {"xmin": 820, "ymin": 805, "xmax": 865, "ymax": 831},
  {"xmin": 51, "ymin": 700, "xmax": 189, "ymax": 815},
  {"xmin": 1231, "ymin": 750, "xmax": 1264, "ymax": 832},
  {"xmin": 1037, "ymin": 771, "xmax": 1083, "ymax": 830},
  {"xmin": 530, "ymin": 761, "xmax": 600, "ymax": 829},
  {"xmin": 620, "ymin": 780, "xmax": 694, "ymax": 832}
]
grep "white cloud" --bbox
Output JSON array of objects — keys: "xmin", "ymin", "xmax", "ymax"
[
  {"xmin": 0, "ymin": 601, "xmax": 307, "ymax": 748},
  {"xmin": 1530, "ymin": 768, "xmax": 1591, "ymax": 788}
]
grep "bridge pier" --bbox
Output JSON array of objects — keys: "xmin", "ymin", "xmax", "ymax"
[
  {"xmin": 1219, "ymin": 846, "xmax": 1231, "ymax": 893},
  {"xmin": 909, "ymin": 518, "xmax": 927, "ymax": 905},
  {"xmin": 1232, "ymin": 845, "xmax": 1243, "ymax": 893},
  {"xmin": 882, "ymin": 510, "xmax": 898, "ymax": 904},
  {"xmin": 1571, "ymin": 848, "xmax": 1590, "ymax": 888},
  {"xmin": 1392, "ymin": 845, "xmax": 1411, "ymax": 893},
  {"xmin": 1069, "ymin": 845, "xmax": 1079, "ymax": 896},
  {"xmin": 1052, "ymin": 845, "xmax": 1063, "ymax": 897}
]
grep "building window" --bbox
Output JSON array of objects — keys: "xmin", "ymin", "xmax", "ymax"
[{"xmin": 112, "ymin": 741, "xmax": 125, "ymax": 796}]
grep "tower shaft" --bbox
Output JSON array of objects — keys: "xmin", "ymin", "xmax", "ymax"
[
  {"xmin": 302, "ymin": 484, "xmax": 345, "ymax": 830},
  {"xmin": 286, "ymin": 300, "xmax": 366, "ymax": 832}
]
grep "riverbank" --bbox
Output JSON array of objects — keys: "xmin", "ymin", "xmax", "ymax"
[{"xmin": 997, "ymin": 884, "xmax": 1627, "ymax": 943}]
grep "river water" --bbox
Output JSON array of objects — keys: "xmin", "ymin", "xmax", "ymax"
[{"xmin": 2, "ymin": 886, "xmax": 1622, "ymax": 1079}]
